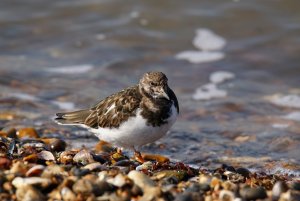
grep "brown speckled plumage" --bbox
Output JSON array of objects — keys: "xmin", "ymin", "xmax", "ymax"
[{"xmin": 55, "ymin": 72, "xmax": 179, "ymax": 129}]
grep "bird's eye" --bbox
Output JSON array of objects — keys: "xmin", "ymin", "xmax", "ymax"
[{"xmin": 150, "ymin": 82, "xmax": 155, "ymax": 86}]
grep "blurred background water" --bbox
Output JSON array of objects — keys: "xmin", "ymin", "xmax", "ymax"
[{"xmin": 0, "ymin": 0, "xmax": 299, "ymax": 174}]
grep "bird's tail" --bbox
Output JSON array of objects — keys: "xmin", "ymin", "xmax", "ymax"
[{"xmin": 55, "ymin": 109, "xmax": 91, "ymax": 125}]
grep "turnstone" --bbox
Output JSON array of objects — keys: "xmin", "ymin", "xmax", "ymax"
[{"xmin": 55, "ymin": 71, "xmax": 179, "ymax": 161}]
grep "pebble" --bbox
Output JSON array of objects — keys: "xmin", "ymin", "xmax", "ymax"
[
  {"xmin": 73, "ymin": 149, "xmax": 95, "ymax": 165},
  {"xmin": 94, "ymin": 140, "xmax": 114, "ymax": 153},
  {"xmin": 17, "ymin": 128, "xmax": 39, "ymax": 139},
  {"xmin": 136, "ymin": 161, "xmax": 153, "ymax": 171},
  {"xmin": 128, "ymin": 170, "xmax": 155, "ymax": 189},
  {"xmin": 291, "ymin": 182, "xmax": 300, "ymax": 191},
  {"xmin": 0, "ymin": 157, "xmax": 11, "ymax": 169},
  {"xmin": 16, "ymin": 185, "xmax": 45, "ymax": 201},
  {"xmin": 25, "ymin": 165, "xmax": 45, "ymax": 177},
  {"xmin": 41, "ymin": 164, "xmax": 67, "ymax": 178},
  {"xmin": 83, "ymin": 162, "xmax": 105, "ymax": 171},
  {"xmin": 219, "ymin": 190, "xmax": 235, "ymax": 201},
  {"xmin": 95, "ymin": 180, "xmax": 115, "ymax": 196},
  {"xmin": 42, "ymin": 138, "xmax": 66, "ymax": 152},
  {"xmin": 37, "ymin": 150, "xmax": 55, "ymax": 161},
  {"xmin": 0, "ymin": 134, "xmax": 296, "ymax": 201},
  {"xmin": 272, "ymin": 181, "xmax": 288, "ymax": 199},
  {"xmin": 153, "ymin": 170, "xmax": 187, "ymax": 182},
  {"xmin": 12, "ymin": 177, "xmax": 51, "ymax": 189},
  {"xmin": 236, "ymin": 167, "xmax": 251, "ymax": 178},
  {"xmin": 240, "ymin": 186, "xmax": 267, "ymax": 200},
  {"xmin": 107, "ymin": 173, "xmax": 127, "ymax": 188},
  {"xmin": 61, "ymin": 187, "xmax": 76, "ymax": 201},
  {"xmin": 72, "ymin": 178, "xmax": 93, "ymax": 195},
  {"xmin": 128, "ymin": 170, "xmax": 161, "ymax": 200},
  {"xmin": 59, "ymin": 150, "xmax": 78, "ymax": 164},
  {"xmin": 2, "ymin": 128, "xmax": 17, "ymax": 138},
  {"xmin": 175, "ymin": 192, "xmax": 204, "ymax": 201}
]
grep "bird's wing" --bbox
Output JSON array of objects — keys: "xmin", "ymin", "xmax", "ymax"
[
  {"xmin": 84, "ymin": 85, "xmax": 141, "ymax": 129},
  {"xmin": 168, "ymin": 87, "xmax": 179, "ymax": 113}
]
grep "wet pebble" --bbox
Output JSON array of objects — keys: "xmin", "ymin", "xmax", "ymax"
[
  {"xmin": 175, "ymin": 192, "xmax": 204, "ymax": 201},
  {"xmin": 152, "ymin": 170, "xmax": 187, "ymax": 182},
  {"xmin": 2, "ymin": 128, "xmax": 17, "ymax": 138},
  {"xmin": 236, "ymin": 167, "xmax": 251, "ymax": 178},
  {"xmin": 72, "ymin": 178, "xmax": 93, "ymax": 195},
  {"xmin": 37, "ymin": 150, "xmax": 55, "ymax": 161},
  {"xmin": 114, "ymin": 159, "xmax": 135, "ymax": 167},
  {"xmin": 136, "ymin": 161, "xmax": 153, "ymax": 171},
  {"xmin": 95, "ymin": 180, "xmax": 115, "ymax": 196},
  {"xmin": 16, "ymin": 185, "xmax": 45, "ymax": 201},
  {"xmin": 106, "ymin": 173, "xmax": 127, "ymax": 187},
  {"xmin": 219, "ymin": 190, "xmax": 235, "ymax": 201},
  {"xmin": 25, "ymin": 165, "xmax": 45, "ymax": 177},
  {"xmin": 272, "ymin": 181, "xmax": 288, "ymax": 199},
  {"xmin": 42, "ymin": 138, "xmax": 66, "ymax": 152},
  {"xmin": 240, "ymin": 186, "xmax": 267, "ymax": 200},
  {"xmin": 128, "ymin": 170, "xmax": 161, "ymax": 200},
  {"xmin": 73, "ymin": 149, "xmax": 94, "ymax": 165},
  {"xmin": 41, "ymin": 164, "xmax": 67, "ymax": 178},
  {"xmin": 61, "ymin": 187, "xmax": 76, "ymax": 201},
  {"xmin": 12, "ymin": 177, "xmax": 51, "ymax": 189},
  {"xmin": 94, "ymin": 140, "xmax": 114, "ymax": 153},
  {"xmin": 17, "ymin": 128, "xmax": 39, "ymax": 139},
  {"xmin": 83, "ymin": 162, "xmax": 105, "ymax": 171},
  {"xmin": 291, "ymin": 182, "xmax": 300, "ymax": 191},
  {"xmin": 128, "ymin": 170, "xmax": 155, "ymax": 189},
  {"xmin": 59, "ymin": 150, "xmax": 78, "ymax": 164},
  {"xmin": 70, "ymin": 167, "xmax": 90, "ymax": 177},
  {"xmin": 0, "ymin": 157, "xmax": 11, "ymax": 170}
]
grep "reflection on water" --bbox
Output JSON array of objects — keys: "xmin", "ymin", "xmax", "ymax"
[{"xmin": 0, "ymin": 0, "xmax": 300, "ymax": 173}]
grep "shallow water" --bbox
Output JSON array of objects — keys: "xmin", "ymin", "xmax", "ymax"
[{"xmin": 0, "ymin": 0, "xmax": 299, "ymax": 174}]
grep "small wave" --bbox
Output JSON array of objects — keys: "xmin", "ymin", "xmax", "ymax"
[
  {"xmin": 45, "ymin": 64, "xmax": 94, "ymax": 74},
  {"xmin": 266, "ymin": 94, "xmax": 300, "ymax": 109},
  {"xmin": 176, "ymin": 28, "xmax": 226, "ymax": 64},
  {"xmin": 193, "ymin": 28, "xmax": 226, "ymax": 51}
]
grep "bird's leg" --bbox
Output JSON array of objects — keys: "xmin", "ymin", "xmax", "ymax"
[{"xmin": 133, "ymin": 147, "xmax": 145, "ymax": 163}]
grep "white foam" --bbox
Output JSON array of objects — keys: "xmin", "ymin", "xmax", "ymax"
[
  {"xmin": 193, "ymin": 28, "xmax": 226, "ymax": 51},
  {"xmin": 45, "ymin": 64, "xmax": 94, "ymax": 74},
  {"xmin": 175, "ymin": 51, "xmax": 224, "ymax": 64},
  {"xmin": 130, "ymin": 11, "xmax": 140, "ymax": 18},
  {"xmin": 51, "ymin": 101, "xmax": 75, "ymax": 110},
  {"xmin": 282, "ymin": 111, "xmax": 300, "ymax": 121},
  {"xmin": 271, "ymin": 123, "xmax": 290, "ymax": 129},
  {"xmin": 176, "ymin": 28, "xmax": 226, "ymax": 64},
  {"xmin": 193, "ymin": 83, "xmax": 227, "ymax": 100},
  {"xmin": 95, "ymin": 34, "xmax": 106, "ymax": 40},
  {"xmin": 8, "ymin": 93, "xmax": 40, "ymax": 102},
  {"xmin": 209, "ymin": 71, "xmax": 235, "ymax": 84},
  {"xmin": 269, "ymin": 166, "xmax": 300, "ymax": 177},
  {"xmin": 268, "ymin": 94, "xmax": 300, "ymax": 108}
]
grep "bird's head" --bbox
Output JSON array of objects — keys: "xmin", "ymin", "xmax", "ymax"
[{"xmin": 139, "ymin": 71, "xmax": 170, "ymax": 100}]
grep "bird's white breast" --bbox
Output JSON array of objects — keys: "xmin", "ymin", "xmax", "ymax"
[{"xmin": 89, "ymin": 104, "xmax": 178, "ymax": 149}]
